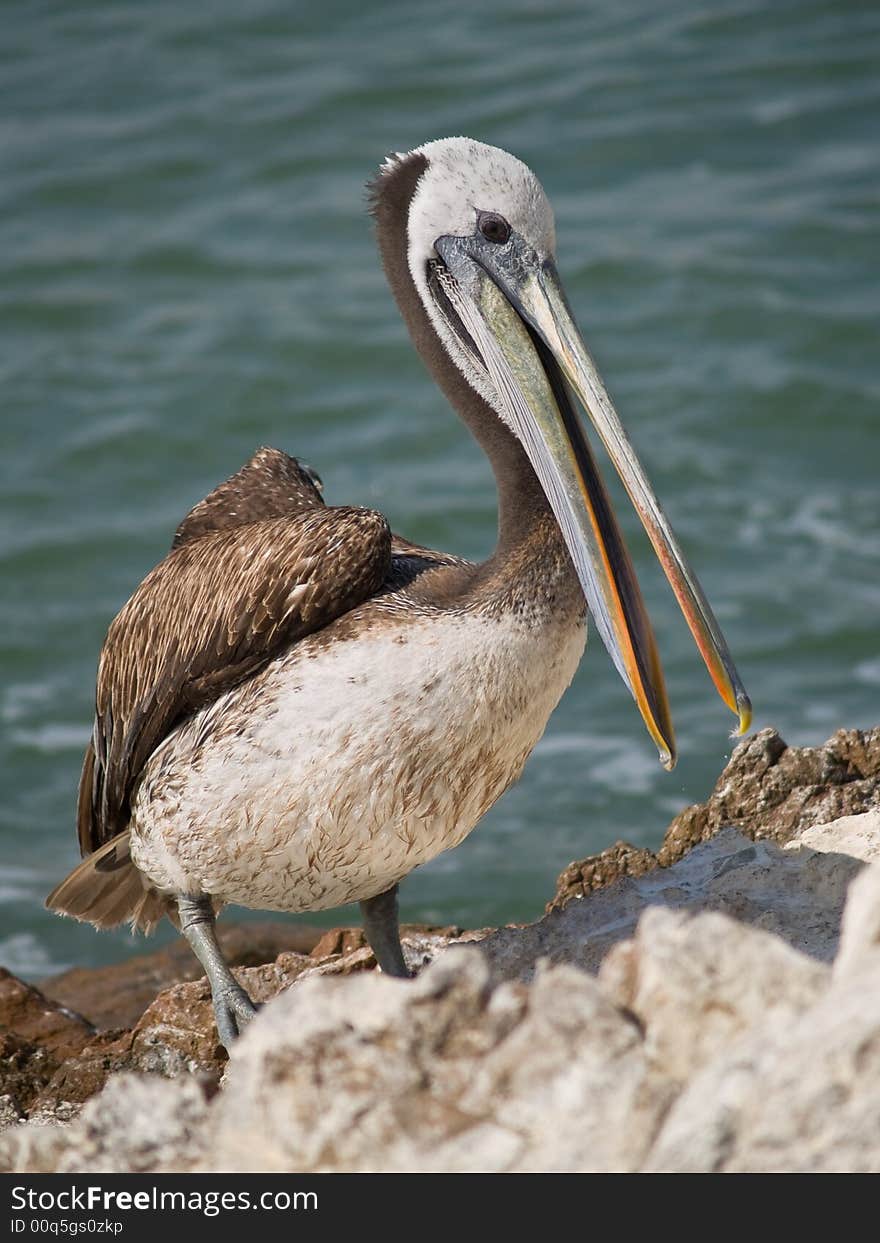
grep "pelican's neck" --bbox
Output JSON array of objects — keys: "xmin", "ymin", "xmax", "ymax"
[
  {"xmin": 371, "ymin": 153, "xmax": 555, "ymax": 562},
  {"xmin": 453, "ymin": 374, "xmax": 554, "ymax": 562}
]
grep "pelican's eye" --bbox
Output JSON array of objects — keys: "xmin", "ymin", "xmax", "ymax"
[{"xmin": 477, "ymin": 211, "xmax": 511, "ymax": 245}]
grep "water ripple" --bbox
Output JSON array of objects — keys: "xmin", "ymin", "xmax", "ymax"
[{"xmin": 2, "ymin": 0, "xmax": 878, "ymax": 972}]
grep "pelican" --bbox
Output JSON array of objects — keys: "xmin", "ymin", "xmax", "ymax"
[{"xmin": 48, "ymin": 138, "xmax": 750, "ymax": 1048}]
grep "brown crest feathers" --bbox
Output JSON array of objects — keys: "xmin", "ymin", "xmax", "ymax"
[{"xmin": 366, "ymin": 150, "xmax": 428, "ymax": 220}]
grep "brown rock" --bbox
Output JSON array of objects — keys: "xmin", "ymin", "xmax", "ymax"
[
  {"xmin": 3, "ymin": 935, "xmax": 330, "ymax": 1124},
  {"xmin": 28, "ymin": 1030, "xmax": 129, "ymax": 1121},
  {"xmin": 308, "ymin": 923, "xmax": 463, "ymax": 962},
  {"xmin": 27, "ymin": 950, "xmax": 322, "ymax": 1119},
  {"xmin": 0, "ymin": 969, "xmax": 95, "ymax": 1059},
  {"xmin": 126, "ymin": 950, "xmax": 319, "ymax": 1075},
  {"xmin": 0, "ymin": 971, "xmax": 98, "ymax": 1117},
  {"xmin": 659, "ymin": 726, "xmax": 880, "ymax": 866},
  {"xmin": 549, "ymin": 842, "xmax": 657, "ymax": 913},
  {"xmin": 0, "ymin": 1094, "xmax": 24, "ymax": 1127},
  {"xmin": 41, "ymin": 920, "xmax": 326, "ymax": 1031},
  {"xmin": 0, "ymin": 1031, "xmax": 57, "ymax": 1117},
  {"xmin": 309, "ymin": 926, "xmax": 369, "ymax": 959},
  {"xmin": 548, "ymin": 726, "xmax": 880, "ymax": 910},
  {"xmin": 11, "ymin": 924, "xmax": 480, "ymax": 1124}
]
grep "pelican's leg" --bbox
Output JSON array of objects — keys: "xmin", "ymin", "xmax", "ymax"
[
  {"xmin": 360, "ymin": 884, "xmax": 412, "ymax": 978},
  {"xmin": 178, "ymin": 895, "xmax": 257, "ymax": 1048}
]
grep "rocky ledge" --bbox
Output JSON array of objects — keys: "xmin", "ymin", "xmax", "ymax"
[{"xmin": 1, "ymin": 725, "xmax": 879, "ymax": 1172}]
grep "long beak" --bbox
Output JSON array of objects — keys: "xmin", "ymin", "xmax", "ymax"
[{"xmin": 432, "ymin": 243, "xmax": 751, "ymax": 768}]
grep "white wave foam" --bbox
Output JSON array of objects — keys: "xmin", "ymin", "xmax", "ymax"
[
  {"xmin": 11, "ymin": 723, "xmax": 89, "ymax": 753},
  {"xmin": 0, "ymin": 932, "xmax": 62, "ymax": 978}
]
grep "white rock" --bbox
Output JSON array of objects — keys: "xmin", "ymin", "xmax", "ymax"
[
  {"xmin": 208, "ymin": 948, "xmax": 669, "ymax": 1173},
  {"xmin": 0, "ymin": 1075, "xmax": 209, "ymax": 1174},
  {"xmin": 786, "ymin": 810, "xmax": 880, "ymax": 864},
  {"xmin": 645, "ymin": 956, "xmax": 880, "ymax": 1172},
  {"xmin": 833, "ymin": 860, "xmax": 880, "ymax": 980},
  {"xmin": 481, "ymin": 824, "xmax": 864, "ymax": 975},
  {"xmin": 598, "ymin": 907, "xmax": 828, "ymax": 1083},
  {"xmin": 6, "ymin": 805, "xmax": 880, "ymax": 1173}
]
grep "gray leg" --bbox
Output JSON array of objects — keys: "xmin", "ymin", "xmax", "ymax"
[
  {"xmin": 178, "ymin": 895, "xmax": 257, "ymax": 1049},
  {"xmin": 360, "ymin": 883, "xmax": 411, "ymax": 978}
]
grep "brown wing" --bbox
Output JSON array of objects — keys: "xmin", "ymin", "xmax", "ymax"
[
  {"xmin": 78, "ymin": 502, "xmax": 391, "ymax": 854},
  {"xmin": 172, "ymin": 446, "xmax": 325, "ymax": 547}
]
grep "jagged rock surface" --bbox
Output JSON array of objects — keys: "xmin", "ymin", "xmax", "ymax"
[
  {"xmin": 41, "ymin": 920, "xmax": 326, "ymax": 1031},
  {"xmin": 550, "ymin": 726, "xmax": 880, "ymax": 909},
  {"xmin": 210, "ymin": 951, "xmax": 671, "ymax": 1172},
  {"xmin": 1, "ymin": 727, "xmax": 878, "ymax": 1172},
  {"xmin": 659, "ymin": 726, "xmax": 880, "ymax": 864},
  {"xmin": 645, "ymin": 859, "xmax": 880, "ymax": 1173},
  {"xmin": 0, "ymin": 926, "xmax": 466, "ymax": 1126}
]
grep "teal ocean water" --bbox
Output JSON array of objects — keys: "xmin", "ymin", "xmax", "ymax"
[{"xmin": 2, "ymin": 1, "xmax": 878, "ymax": 975}]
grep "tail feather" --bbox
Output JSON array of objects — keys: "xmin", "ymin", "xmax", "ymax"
[{"xmin": 46, "ymin": 831, "xmax": 170, "ymax": 934}]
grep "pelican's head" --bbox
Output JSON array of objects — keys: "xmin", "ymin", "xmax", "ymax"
[{"xmin": 372, "ymin": 137, "xmax": 750, "ymax": 768}]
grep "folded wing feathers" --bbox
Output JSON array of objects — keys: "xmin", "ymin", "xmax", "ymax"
[{"xmin": 80, "ymin": 502, "xmax": 391, "ymax": 855}]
